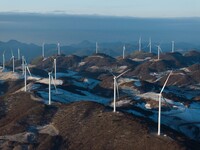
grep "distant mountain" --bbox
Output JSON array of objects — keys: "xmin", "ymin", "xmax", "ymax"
[
  {"xmin": 0, "ymin": 40, "xmax": 40, "ymax": 62},
  {"xmin": 0, "ymin": 40, "xmax": 199, "ymax": 64}
]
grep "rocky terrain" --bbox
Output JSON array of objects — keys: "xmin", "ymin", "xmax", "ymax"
[
  {"xmin": 0, "ymin": 49, "xmax": 200, "ymax": 149},
  {"xmin": 0, "ymin": 92, "xmax": 198, "ymax": 150}
]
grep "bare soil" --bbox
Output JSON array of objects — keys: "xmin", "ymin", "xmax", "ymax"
[{"xmin": 0, "ymin": 92, "xmax": 198, "ymax": 150}]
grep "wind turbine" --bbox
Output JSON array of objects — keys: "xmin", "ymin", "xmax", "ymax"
[
  {"xmin": 158, "ymin": 71, "xmax": 173, "ymax": 136},
  {"xmin": 22, "ymin": 56, "xmax": 25, "ymax": 75},
  {"xmin": 139, "ymin": 37, "xmax": 142, "ymax": 52},
  {"xmin": 111, "ymin": 69, "xmax": 130, "ymax": 112},
  {"xmin": 10, "ymin": 50, "xmax": 15, "ymax": 72},
  {"xmin": 156, "ymin": 45, "xmax": 162, "ymax": 60},
  {"xmin": 171, "ymin": 41, "xmax": 175, "ymax": 53},
  {"xmin": 96, "ymin": 42, "xmax": 98, "ymax": 54},
  {"xmin": 2, "ymin": 51, "xmax": 5, "ymax": 71},
  {"xmin": 57, "ymin": 43, "xmax": 60, "ymax": 55},
  {"xmin": 18, "ymin": 48, "xmax": 21, "ymax": 60},
  {"xmin": 24, "ymin": 59, "xmax": 32, "ymax": 92},
  {"xmin": 24, "ymin": 63, "xmax": 27, "ymax": 92},
  {"xmin": 123, "ymin": 45, "xmax": 126, "ymax": 59},
  {"xmin": 53, "ymin": 58, "xmax": 57, "ymax": 80},
  {"xmin": 42, "ymin": 42, "xmax": 45, "ymax": 58},
  {"xmin": 147, "ymin": 38, "xmax": 152, "ymax": 53},
  {"xmin": 48, "ymin": 71, "xmax": 57, "ymax": 105},
  {"xmin": 49, "ymin": 72, "xmax": 52, "ymax": 105}
]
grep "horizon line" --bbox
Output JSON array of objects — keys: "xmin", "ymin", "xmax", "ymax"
[
  {"xmin": 1, "ymin": 39, "xmax": 200, "ymax": 46},
  {"xmin": 0, "ymin": 11, "xmax": 200, "ymax": 19}
]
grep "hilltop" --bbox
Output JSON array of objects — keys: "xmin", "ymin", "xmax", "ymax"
[
  {"xmin": 0, "ymin": 48, "xmax": 200, "ymax": 149},
  {"xmin": 0, "ymin": 92, "xmax": 197, "ymax": 150}
]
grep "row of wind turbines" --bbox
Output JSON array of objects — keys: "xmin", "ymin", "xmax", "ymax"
[
  {"xmin": 95, "ymin": 38, "xmax": 175, "ymax": 61},
  {"xmin": 1, "ymin": 43, "xmax": 59, "ymax": 106},
  {"xmin": 137, "ymin": 37, "xmax": 176, "ymax": 61},
  {"xmin": 138, "ymin": 37, "xmax": 175, "ymax": 53},
  {"xmin": 2, "ymin": 38, "xmax": 174, "ymax": 70},
  {"xmin": 2, "ymin": 48, "xmax": 21, "ymax": 72},
  {"xmin": 1, "ymin": 40, "xmax": 174, "ymax": 137}
]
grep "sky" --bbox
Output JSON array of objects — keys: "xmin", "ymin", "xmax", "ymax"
[{"xmin": 0, "ymin": 0, "xmax": 199, "ymax": 18}]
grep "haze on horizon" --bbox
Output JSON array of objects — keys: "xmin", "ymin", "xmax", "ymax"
[
  {"xmin": 0, "ymin": 0, "xmax": 199, "ymax": 45},
  {"xmin": 0, "ymin": 0, "xmax": 199, "ymax": 18}
]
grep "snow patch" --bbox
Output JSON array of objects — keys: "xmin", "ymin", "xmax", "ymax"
[
  {"xmin": 110, "ymin": 99, "xmax": 132, "ymax": 107},
  {"xmin": 89, "ymin": 55, "xmax": 104, "ymax": 59},
  {"xmin": 36, "ymin": 124, "xmax": 59, "ymax": 136},
  {"xmin": 90, "ymin": 66, "xmax": 99, "ymax": 69},
  {"xmin": 0, "ymin": 71, "xmax": 23, "ymax": 80},
  {"xmin": 180, "ymin": 67, "xmax": 191, "ymax": 73},
  {"xmin": 134, "ymin": 80, "xmax": 141, "ymax": 87},
  {"xmin": 34, "ymin": 78, "xmax": 63, "ymax": 85},
  {"xmin": 138, "ymin": 92, "xmax": 159, "ymax": 101},
  {"xmin": 78, "ymin": 61, "xmax": 86, "ymax": 66},
  {"xmin": 56, "ymin": 71, "xmax": 78, "ymax": 78},
  {"xmin": 37, "ymin": 88, "xmax": 110, "ymax": 105},
  {"xmin": 145, "ymin": 103, "xmax": 152, "ymax": 109}
]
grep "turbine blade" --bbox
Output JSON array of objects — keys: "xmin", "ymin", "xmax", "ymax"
[
  {"xmin": 51, "ymin": 76, "xmax": 58, "ymax": 93},
  {"xmin": 24, "ymin": 58, "xmax": 28, "ymax": 65},
  {"xmin": 10, "ymin": 56, "xmax": 14, "ymax": 60},
  {"xmin": 116, "ymin": 69, "xmax": 130, "ymax": 78},
  {"xmin": 160, "ymin": 47, "xmax": 163, "ymax": 53},
  {"xmin": 160, "ymin": 71, "xmax": 173, "ymax": 94},
  {"xmin": 109, "ymin": 70, "xmax": 116, "ymax": 77},
  {"xmin": 26, "ymin": 65, "xmax": 32, "ymax": 76},
  {"xmin": 115, "ymin": 80, "xmax": 120, "ymax": 99}
]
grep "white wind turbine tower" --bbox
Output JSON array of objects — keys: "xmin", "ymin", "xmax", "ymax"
[
  {"xmin": 158, "ymin": 71, "xmax": 173, "ymax": 136},
  {"xmin": 57, "ymin": 43, "xmax": 60, "ymax": 55},
  {"xmin": 22, "ymin": 56, "xmax": 25, "ymax": 75},
  {"xmin": 96, "ymin": 42, "xmax": 98, "ymax": 54},
  {"xmin": 139, "ymin": 37, "xmax": 142, "ymax": 52},
  {"xmin": 123, "ymin": 45, "xmax": 126, "ymax": 59},
  {"xmin": 10, "ymin": 50, "xmax": 15, "ymax": 72},
  {"xmin": 112, "ymin": 69, "xmax": 130, "ymax": 112},
  {"xmin": 24, "ymin": 59, "xmax": 32, "ymax": 92},
  {"xmin": 172, "ymin": 41, "xmax": 175, "ymax": 53},
  {"xmin": 48, "ymin": 72, "xmax": 52, "ymax": 105},
  {"xmin": 148, "ymin": 38, "xmax": 152, "ymax": 53},
  {"xmin": 42, "ymin": 42, "xmax": 45, "ymax": 58},
  {"xmin": 156, "ymin": 45, "xmax": 162, "ymax": 60},
  {"xmin": 2, "ymin": 51, "xmax": 5, "ymax": 71},
  {"xmin": 48, "ymin": 71, "xmax": 57, "ymax": 105},
  {"xmin": 18, "ymin": 48, "xmax": 21, "ymax": 60},
  {"xmin": 53, "ymin": 58, "xmax": 57, "ymax": 80}
]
